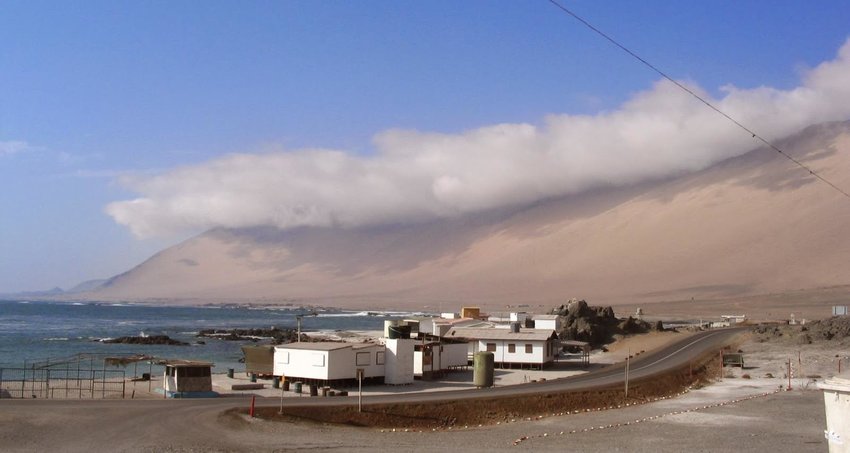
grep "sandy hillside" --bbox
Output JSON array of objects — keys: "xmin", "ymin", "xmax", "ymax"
[{"xmin": 89, "ymin": 121, "xmax": 850, "ymax": 312}]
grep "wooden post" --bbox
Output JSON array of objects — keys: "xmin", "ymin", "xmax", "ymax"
[
  {"xmin": 787, "ymin": 359, "xmax": 792, "ymax": 390},
  {"xmin": 624, "ymin": 349, "xmax": 630, "ymax": 400},
  {"xmin": 249, "ymin": 395, "xmax": 256, "ymax": 417},
  {"xmin": 279, "ymin": 375, "xmax": 285, "ymax": 415},
  {"xmin": 719, "ymin": 349, "xmax": 723, "ymax": 381}
]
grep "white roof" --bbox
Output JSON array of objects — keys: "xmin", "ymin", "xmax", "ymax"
[
  {"xmin": 533, "ymin": 314, "xmax": 559, "ymax": 320},
  {"xmin": 446, "ymin": 327, "xmax": 557, "ymax": 341},
  {"xmin": 275, "ymin": 342, "xmax": 355, "ymax": 351}
]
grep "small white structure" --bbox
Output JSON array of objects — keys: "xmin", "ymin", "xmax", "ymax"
[
  {"xmin": 819, "ymin": 373, "xmax": 850, "ymax": 453},
  {"xmin": 833, "ymin": 306, "xmax": 849, "ymax": 316},
  {"xmin": 447, "ymin": 327, "xmax": 559, "ymax": 369},
  {"xmin": 413, "ymin": 340, "xmax": 468, "ymax": 378},
  {"xmin": 384, "ymin": 338, "xmax": 415, "ymax": 384},
  {"xmin": 273, "ymin": 342, "xmax": 385, "ymax": 383},
  {"xmin": 162, "ymin": 360, "xmax": 215, "ymax": 398},
  {"xmin": 509, "ymin": 312, "xmax": 529, "ymax": 323},
  {"xmin": 533, "ymin": 314, "xmax": 561, "ymax": 331}
]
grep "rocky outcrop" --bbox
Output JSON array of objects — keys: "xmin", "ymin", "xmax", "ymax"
[
  {"xmin": 101, "ymin": 335, "xmax": 189, "ymax": 346},
  {"xmin": 752, "ymin": 316, "xmax": 850, "ymax": 345},
  {"xmin": 197, "ymin": 327, "xmax": 302, "ymax": 344},
  {"xmin": 551, "ymin": 299, "xmax": 660, "ymax": 347}
]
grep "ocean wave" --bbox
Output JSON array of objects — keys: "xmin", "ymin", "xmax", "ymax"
[{"xmin": 44, "ymin": 337, "xmax": 69, "ymax": 341}]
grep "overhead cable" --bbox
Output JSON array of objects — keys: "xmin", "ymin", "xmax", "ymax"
[{"xmin": 546, "ymin": 0, "xmax": 850, "ymax": 200}]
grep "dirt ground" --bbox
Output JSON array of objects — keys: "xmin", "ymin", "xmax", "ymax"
[{"xmin": 1, "ymin": 323, "xmax": 845, "ymax": 452}]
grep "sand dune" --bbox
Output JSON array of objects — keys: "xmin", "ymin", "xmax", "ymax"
[{"xmin": 90, "ymin": 121, "xmax": 850, "ymax": 311}]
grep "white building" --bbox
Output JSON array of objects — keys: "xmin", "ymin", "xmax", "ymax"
[
  {"xmin": 273, "ymin": 342, "xmax": 385, "ymax": 384},
  {"xmin": 510, "ymin": 312, "xmax": 529, "ymax": 323},
  {"xmin": 446, "ymin": 327, "xmax": 559, "ymax": 369},
  {"xmin": 533, "ymin": 314, "xmax": 561, "ymax": 331},
  {"xmin": 413, "ymin": 339, "xmax": 468, "ymax": 378},
  {"xmin": 384, "ymin": 338, "xmax": 415, "ymax": 384}
]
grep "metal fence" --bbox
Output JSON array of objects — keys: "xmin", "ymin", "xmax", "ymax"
[{"xmin": 0, "ymin": 366, "xmax": 126, "ymax": 399}]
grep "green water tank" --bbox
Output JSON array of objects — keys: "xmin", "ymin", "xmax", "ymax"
[{"xmin": 473, "ymin": 352, "xmax": 495, "ymax": 388}]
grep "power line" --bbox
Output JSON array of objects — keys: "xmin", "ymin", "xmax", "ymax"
[{"xmin": 546, "ymin": 0, "xmax": 850, "ymax": 201}]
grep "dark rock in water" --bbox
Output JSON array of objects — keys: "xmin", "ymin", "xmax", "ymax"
[
  {"xmin": 102, "ymin": 335, "xmax": 188, "ymax": 346},
  {"xmin": 197, "ymin": 326, "xmax": 301, "ymax": 344}
]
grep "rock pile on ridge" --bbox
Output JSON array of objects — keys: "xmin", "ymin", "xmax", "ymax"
[
  {"xmin": 550, "ymin": 299, "xmax": 661, "ymax": 347},
  {"xmin": 751, "ymin": 316, "xmax": 850, "ymax": 345}
]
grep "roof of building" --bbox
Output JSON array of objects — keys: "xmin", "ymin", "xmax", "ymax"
[
  {"xmin": 275, "ymin": 341, "xmax": 382, "ymax": 351},
  {"xmin": 446, "ymin": 327, "xmax": 557, "ymax": 341},
  {"xmin": 533, "ymin": 314, "xmax": 559, "ymax": 320},
  {"xmin": 161, "ymin": 360, "xmax": 213, "ymax": 367}
]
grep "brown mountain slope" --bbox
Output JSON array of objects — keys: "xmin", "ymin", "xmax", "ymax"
[{"xmin": 91, "ymin": 121, "xmax": 850, "ymax": 311}]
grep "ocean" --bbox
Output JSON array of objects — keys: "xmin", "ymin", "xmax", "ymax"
[{"xmin": 0, "ymin": 300, "xmax": 418, "ymax": 373}]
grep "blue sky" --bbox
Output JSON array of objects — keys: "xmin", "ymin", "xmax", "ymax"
[{"xmin": 1, "ymin": 1, "xmax": 849, "ymax": 293}]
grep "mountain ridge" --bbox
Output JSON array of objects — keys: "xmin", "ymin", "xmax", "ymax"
[{"xmin": 84, "ymin": 121, "xmax": 850, "ymax": 311}]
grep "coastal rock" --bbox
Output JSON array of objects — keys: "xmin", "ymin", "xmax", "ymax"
[
  {"xmin": 101, "ymin": 335, "xmax": 189, "ymax": 346},
  {"xmin": 197, "ymin": 327, "xmax": 302, "ymax": 344}
]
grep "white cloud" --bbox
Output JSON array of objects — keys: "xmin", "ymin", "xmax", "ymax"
[
  {"xmin": 107, "ymin": 39, "xmax": 850, "ymax": 238},
  {"xmin": 0, "ymin": 140, "xmax": 33, "ymax": 156}
]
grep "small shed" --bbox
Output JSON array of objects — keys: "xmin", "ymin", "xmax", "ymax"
[
  {"xmin": 162, "ymin": 360, "xmax": 217, "ymax": 398},
  {"xmin": 722, "ymin": 353, "xmax": 745, "ymax": 368},
  {"xmin": 241, "ymin": 345, "xmax": 275, "ymax": 377}
]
